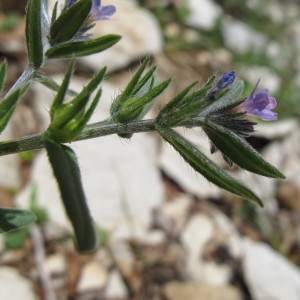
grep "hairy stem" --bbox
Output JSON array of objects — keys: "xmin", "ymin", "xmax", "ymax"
[{"xmin": 0, "ymin": 119, "xmax": 156, "ymax": 156}]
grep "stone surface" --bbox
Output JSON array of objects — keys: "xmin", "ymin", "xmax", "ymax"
[
  {"xmin": 181, "ymin": 214, "xmax": 214, "ymax": 280},
  {"xmin": 104, "ymin": 270, "xmax": 128, "ymax": 299},
  {"xmin": 242, "ymin": 238, "xmax": 300, "ymax": 300},
  {"xmin": 253, "ymin": 119, "xmax": 298, "ymax": 139},
  {"xmin": 16, "ymin": 79, "xmax": 163, "ymax": 229},
  {"xmin": 184, "ymin": 0, "xmax": 222, "ymax": 30},
  {"xmin": 45, "ymin": 253, "xmax": 66, "ymax": 275},
  {"xmin": 76, "ymin": 261, "xmax": 108, "ymax": 293},
  {"xmin": 0, "ymin": 267, "xmax": 37, "ymax": 300},
  {"xmin": 222, "ymin": 18, "xmax": 267, "ymax": 53},
  {"xmin": 163, "ymin": 281, "xmax": 242, "ymax": 300},
  {"xmin": 160, "ymin": 194, "xmax": 193, "ymax": 233},
  {"xmin": 181, "ymin": 210, "xmax": 242, "ymax": 285}
]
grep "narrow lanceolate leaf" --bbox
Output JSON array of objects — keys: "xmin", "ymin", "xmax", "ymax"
[
  {"xmin": 0, "ymin": 83, "xmax": 30, "ymax": 133},
  {"xmin": 44, "ymin": 135, "xmax": 98, "ymax": 253},
  {"xmin": 46, "ymin": 34, "xmax": 121, "ymax": 59},
  {"xmin": 50, "ymin": 0, "xmax": 92, "ymax": 44},
  {"xmin": 25, "ymin": 0, "xmax": 43, "ymax": 68},
  {"xmin": 50, "ymin": 60, "xmax": 75, "ymax": 120},
  {"xmin": 204, "ymin": 122, "xmax": 285, "ymax": 179},
  {"xmin": 199, "ymin": 80, "xmax": 244, "ymax": 117},
  {"xmin": 0, "ymin": 60, "xmax": 7, "ymax": 92},
  {"xmin": 155, "ymin": 124, "xmax": 263, "ymax": 206},
  {"xmin": 0, "ymin": 208, "xmax": 36, "ymax": 233}
]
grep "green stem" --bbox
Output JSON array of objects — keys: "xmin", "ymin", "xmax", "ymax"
[
  {"xmin": 5, "ymin": 66, "xmax": 35, "ymax": 97},
  {"xmin": 0, "ymin": 119, "xmax": 156, "ymax": 156}
]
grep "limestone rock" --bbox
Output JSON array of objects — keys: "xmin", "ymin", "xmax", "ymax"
[{"xmin": 242, "ymin": 238, "xmax": 300, "ymax": 300}]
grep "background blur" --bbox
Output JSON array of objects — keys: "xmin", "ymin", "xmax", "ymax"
[{"xmin": 1, "ymin": 1, "xmax": 300, "ymax": 299}]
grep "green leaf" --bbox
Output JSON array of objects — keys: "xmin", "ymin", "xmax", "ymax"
[
  {"xmin": 25, "ymin": 0, "xmax": 43, "ymax": 68},
  {"xmin": 0, "ymin": 208, "xmax": 36, "ymax": 233},
  {"xmin": 0, "ymin": 83, "xmax": 30, "ymax": 133},
  {"xmin": 112, "ymin": 78, "xmax": 171, "ymax": 123},
  {"xmin": 4, "ymin": 228, "xmax": 29, "ymax": 249},
  {"xmin": 199, "ymin": 80, "xmax": 244, "ymax": 117},
  {"xmin": 29, "ymin": 183, "xmax": 48, "ymax": 223},
  {"xmin": 203, "ymin": 122, "xmax": 285, "ymax": 179},
  {"xmin": 50, "ymin": 60, "xmax": 76, "ymax": 120},
  {"xmin": 43, "ymin": 135, "xmax": 98, "ymax": 253},
  {"xmin": 0, "ymin": 60, "xmax": 7, "ymax": 92},
  {"xmin": 46, "ymin": 34, "xmax": 121, "ymax": 59},
  {"xmin": 155, "ymin": 124, "xmax": 263, "ymax": 206},
  {"xmin": 50, "ymin": 0, "xmax": 92, "ymax": 44}
]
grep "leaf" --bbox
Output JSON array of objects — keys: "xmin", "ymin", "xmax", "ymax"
[
  {"xmin": 50, "ymin": 0, "xmax": 92, "ymax": 44},
  {"xmin": 46, "ymin": 34, "xmax": 121, "ymax": 59},
  {"xmin": 50, "ymin": 60, "xmax": 76, "ymax": 120},
  {"xmin": 43, "ymin": 135, "xmax": 98, "ymax": 253},
  {"xmin": 113, "ymin": 78, "xmax": 171, "ymax": 123},
  {"xmin": 25, "ymin": 0, "xmax": 43, "ymax": 68},
  {"xmin": 155, "ymin": 123, "xmax": 263, "ymax": 206},
  {"xmin": 0, "ymin": 208, "xmax": 36, "ymax": 233},
  {"xmin": 199, "ymin": 80, "xmax": 244, "ymax": 117},
  {"xmin": 204, "ymin": 122, "xmax": 285, "ymax": 179},
  {"xmin": 0, "ymin": 60, "xmax": 7, "ymax": 92},
  {"xmin": 0, "ymin": 83, "xmax": 30, "ymax": 133}
]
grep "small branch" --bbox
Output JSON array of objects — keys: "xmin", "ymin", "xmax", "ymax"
[
  {"xmin": 30, "ymin": 225, "xmax": 56, "ymax": 300},
  {"xmin": 0, "ymin": 119, "xmax": 156, "ymax": 156}
]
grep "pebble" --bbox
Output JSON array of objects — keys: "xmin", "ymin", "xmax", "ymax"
[
  {"xmin": 0, "ymin": 266, "xmax": 37, "ymax": 300},
  {"xmin": 242, "ymin": 238, "xmax": 300, "ymax": 300},
  {"xmin": 163, "ymin": 281, "xmax": 242, "ymax": 300}
]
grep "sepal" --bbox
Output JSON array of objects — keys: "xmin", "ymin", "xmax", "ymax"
[{"xmin": 46, "ymin": 63, "xmax": 105, "ymax": 142}]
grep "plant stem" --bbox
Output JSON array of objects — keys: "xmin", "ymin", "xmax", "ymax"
[{"xmin": 0, "ymin": 119, "xmax": 156, "ymax": 156}]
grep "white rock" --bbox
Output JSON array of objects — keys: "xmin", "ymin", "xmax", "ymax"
[
  {"xmin": 254, "ymin": 119, "xmax": 298, "ymax": 139},
  {"xmin": 159, "ymin": 128, "xmax": 222, "ymax": 199},
  {"xmin": 161, "ymin": 194, "xmax": 193, "ymax": 233},
  {"xmin": 111, "ymin": 218, "xmax": 165, "ymax": 246},
  {"xmin": 222, "ymin": 18, "xmax": 267, "ymax": 53},
  {"xmin": 0, "ymin": 267, "xmax": 37, "ymax": 300},
  {"xmin": 181, "ymin": 211, "xmax": 240, "ymax": 285},
  {"xmin": 200, "ymin": 262, "xmax": 232, "ymax": 286},
  {"xmin": 213, "ymin": 211, "xmax": 242, "ymax": 259},
  {"xmin": 104, "ymin": 270, "xmax": 128, "ymax": 299},
  {"xmin": 77, "ymin": 261, "xmax": 108, "ymax": 293},
  {"xmin": 239, "ymin": 65, "xmax": 281, "ymax": 93},
  {"xmin": 79, "ymin": 0, "xmax": 163, "ymax": 72},
  {"xmin": 184, "ymin": 0, "xmax": 222, "ymax": 30},
  {"xmin": 16, "ymin": 79, "xmax": 163, "ymax": 229},
  {"xmin": 45, "ymin": 253, "xmax": 66, "ymax": 275},
  {"xmin": 242, "ymin": 238, "xmax": 300, "ymax": 300},
  {"xmin": 181, "ymin": 214, "xmax": 214, "ymax": 280}
]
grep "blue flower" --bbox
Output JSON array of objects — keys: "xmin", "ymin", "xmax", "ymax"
[
  {"xmin": 65, "ymin": 0, "xmax": 116, "ymax": 20},
  {"xmin": 208, "ymin": 71, "xmax": 235, "ymax": 99},
  {"xmin": 91, "ymin": 0, "xmax": 116, "ymax": 20},
  {"xmin": 239, "ymin": 79, "xmax": 277, "ymax": 121}
]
